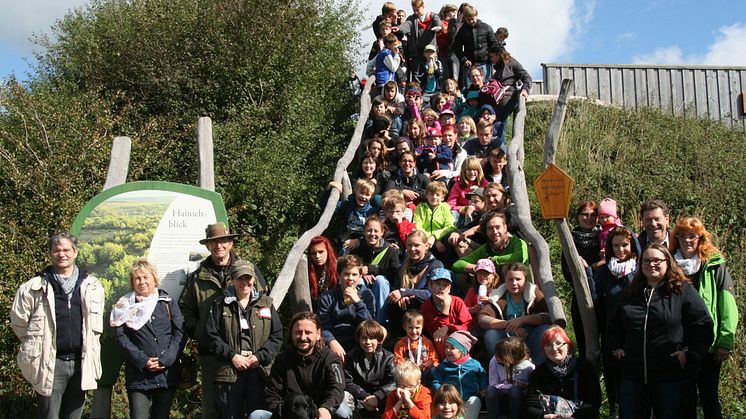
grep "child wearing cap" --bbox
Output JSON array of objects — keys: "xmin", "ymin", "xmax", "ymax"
[
  {"xmin": 456, "ymin": 187, "xmax": 487, "ymax": 230},
  {"xmin": 458, "ymin": 91, "xmax": 481, "ymax": 122},
  {"xmin": 416, "ymin": 125, "xmax": 453, "ymax": 175},
  {"xmin": 438, "ymin": 108, "xmax": 457, "ymax": 127},
  {"xmin": 431, "ymin": 330, "xmax": 488, "ymax": 419},
  {"xmin": 402, "ymin": 82, "xmax": 425, "ymax": 123},
  {"xmin": 417, "ymin": 41, "xmax": 443, "ymax": 95},
  {"xmin": 464, "ymin": 258, "xmax": 499, "ymax": 317},
  {"xmin": 597, "ymin": 197, "xmax": 623, "ymax": 261},
  {"xmin": 420, "ymin": 268, "xmax": 472, "ymax": 360}
]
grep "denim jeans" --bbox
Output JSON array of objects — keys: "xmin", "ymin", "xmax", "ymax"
[
  {"xmin": 463, "ymin": 395, "xmax": 481, "ymax": 419},
  {"xmin": 36, "ymin": 358, "xmax": 85, "ymax": 419},
  {"xmin": 493, "ymin": 93, "xmax": 519, "ymax": 147},
  {"xmin": 483, "ymin": 323, "xmax": 550, "ymax": 365},
  {"xmin": 128, "ymin": 387, "xmax": 176, "ymax": 419},
  {"xmin": 485, "ymin": 385, "xmax": 523, "ymax": 419},
  {"xmin": 370, "ymin": 275, "xmax": 390, "ymax": 325},
  {"xmin": 619, "ymin": 377, "xmax": 693, "ymax": 419}
]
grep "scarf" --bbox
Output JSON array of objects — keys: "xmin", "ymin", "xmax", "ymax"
[
  {"xmin": 674, "ymin": 250, "xmax": 701, "ymax": 276},
  {"xmin": 548, "ymin": 353, "xmax": 577, "ymax": 379},
  {"xmin": 407, "ymin": 252, "xmax": 434, "ymax": 276},
  {"xmin": 571, "ymin": 227, "xmax": 599, "ymax": 249},
  {"xmin": 607, "ymin": 256, "xmax": 637, "ymax": 278},
  {"xmin": 110, "ymin": 290, "xmax": 160, "ymax": 330},
  {"xmin": 417, "ymin": 12, "xmax": 432, "ymax": 30},
  {"xmin": 53, "ymin": 265, "xmax": 80, "ymax": 300}
]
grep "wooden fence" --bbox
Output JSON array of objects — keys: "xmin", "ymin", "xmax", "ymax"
[{"xmin": 541, "ymin": 63, "xmax": 746, "ymax": 130}]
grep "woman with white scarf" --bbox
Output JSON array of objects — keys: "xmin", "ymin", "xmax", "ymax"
[
  {"xmin": 592, "ymin": 227, "xmax": 640, "ymax": 417},
  {"xmin": 670, "ymin": 217, "xmax": 738, "ymax": 419},
  {"xmin": 111, "ymin": 259, "xmax": 186, "ymax": 419}
]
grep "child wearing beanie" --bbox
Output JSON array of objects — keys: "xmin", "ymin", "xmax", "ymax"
[
  {"xmin": 597, "ymin": 198, "xmax": 624, "ymax": 259},
  {"xmin": 430, "ymin": 331, "xmax": 487, "ymax": 419}
]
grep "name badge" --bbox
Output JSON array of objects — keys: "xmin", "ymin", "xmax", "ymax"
[
  {"xmin": 258, "ymin": 308, "xmax": 272, "ymax": 319},
  {"xmin": 240, "ymin": 318, "xmax": 250, "ymax": 329}
]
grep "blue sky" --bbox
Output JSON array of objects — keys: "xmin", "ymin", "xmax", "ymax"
[{"xmin": 2, "ymin": 0, "xmax": 746, "ymax": 82}]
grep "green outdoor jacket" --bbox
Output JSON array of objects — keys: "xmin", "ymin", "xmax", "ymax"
[{"xmin": 698, "ymin": 253, "xmax": 738, "ymax": 352}]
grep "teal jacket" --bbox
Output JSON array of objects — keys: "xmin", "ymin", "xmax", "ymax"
[
  {"xmin": 452, "ymin": 236, "xmax": 528, "ymax": 272},
  {"xmin": 413, "ymin": 202, "xmax": 456, "ymax": 240},
  {"xmin": 697, "ymin": 253, "xmax": 738, "ymax": 352}
]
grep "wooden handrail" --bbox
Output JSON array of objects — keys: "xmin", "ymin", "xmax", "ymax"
[
  {"xmin": 269, "ymin": 76, "xmax": 375, "ymax": 308},
  {"xmin": 506, "ymin": 96, "xmax": 567, "ymax": 326}
]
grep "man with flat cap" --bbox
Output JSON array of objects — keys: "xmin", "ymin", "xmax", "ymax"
[{"xmin": 179, "ymin": 222, "xmax": 266, "ymax": 418}]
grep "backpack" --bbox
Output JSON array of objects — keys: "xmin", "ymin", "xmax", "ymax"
[{"xmin": 479, "ymin": 79, "xmax": 509, "ymax": 109}]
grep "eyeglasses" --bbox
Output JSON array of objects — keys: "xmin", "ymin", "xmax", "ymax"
[
  {"xmin": 642, "ymin": 258, "xmax": 667, "ymax": 266},
  {"xmin": 544, "ymin": 341, "xmax": 567, "ymax": 350},
  {"xmin": 677, "ymin": 234, "xmax": 700, "ymax": 241}
]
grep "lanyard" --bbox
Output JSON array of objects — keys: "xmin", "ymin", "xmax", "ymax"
[{"xmin": 407, "ymin": 336, "xmax": 423, "ymax": 365}]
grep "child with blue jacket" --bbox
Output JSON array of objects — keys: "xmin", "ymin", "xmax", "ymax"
[
  {"xmin": 328, "ymin": 179, "xmax": 380, "ymax": 254},
  {"xmin": 416, "ymin": 126, "xmax": 453, "ymax": 175},
  {"xmin": 431, "ymin": 330, "xmax": 487, "ymax": 419}
]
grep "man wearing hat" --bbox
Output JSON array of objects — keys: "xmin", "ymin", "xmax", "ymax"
[{"xmin": 179, "ymin": 222, "xmax": 266, "ymax": 419}]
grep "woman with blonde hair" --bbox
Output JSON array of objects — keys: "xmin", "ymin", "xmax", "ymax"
[
  {"xmin": 670, "ymin": 217, "xmax": 738, "ymax": 419},
  {"xmin": 111, "ymin": 259, "xmax": 187, "ymax": 419}
]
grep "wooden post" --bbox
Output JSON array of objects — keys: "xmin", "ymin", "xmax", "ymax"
[
  {"xmin": 102, "ymin": 136, "xmax": 132, "ymax": 191},
  {"xmin": 506, "ymin": 96, "xmax": 567, "ymax": 327},
  {"xmin": 544, "ymin": 79, "xmax": 601, "ymax": 368},
  {"xmin": 197, "ymin": 117, "xmax": 215, "ymax": 191}
]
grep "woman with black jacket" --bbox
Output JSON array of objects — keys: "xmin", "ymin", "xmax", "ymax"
[
  {"xmin": 487, "ymin": 46, "xmax": 532, "ymax": 145},
  {"xmin": 608, "ymin": 244, "xmax": 714, "ymax": 419},
  {"xmin": 112, "ymin": 259, "xmax": 187, "ymax": 419}
]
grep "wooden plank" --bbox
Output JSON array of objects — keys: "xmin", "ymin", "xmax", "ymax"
[
  {"xmin": 634, "ymin": 68, "xmax": 648, "ymax": 108},
  {"xmin": 585, "ymin": 67, "xmax": 599, "ymax": 101},
  {"xmin": 196, "ymin": 117, "xmax": 215, "ymax": 191},
  {"xmin": 547, "ymin": 67, "xmax": 562, "ymax": 95},
  {"xmin": 717, "ymin": 70, "xmax": 732, "ymax": 128},
  {"xmin": 730, "ymin": 70, "xmax": 743, "ymax": 130},
  {"xmin": 102, "ymin": 136, "xmax": 132, "ymax": 191},
  {"xmin": 658, "ymin": 69, "xmax": 673, "ymax": 114},
  {"xmin": 560, "ymin": 67, "xmax": 575, "ymax": 95},
  {"xmin": 671, "ymin": 69, "xmax": 685, "ymax": 116},
  {"xmin": 682, "ymin": 69, "xmax": 697, "ymax": 117},
  {"xmin": 622, "ymin": 67, "xmax": 636, "ymax": 109},
  {"xmin": 693, "ymin": 69, "xmax": 709, "ymax": 117},
  {"xmin": 610, "ymin": 67, "xmax": 624, "ymax": 106},
  {"xmin": 573, "ymin": 67, "xmax": 587, "ymax": 97},
  {"xmin": 598, "ymin": 67, "xmax": 611, "ymax": 103},
  {"xmin": 647, "ymin": 68, "xmax": 660, "ymax": 108},
  {"xmin": 706, "ymin": 69, "xmax": 720, "ymax": 121}
]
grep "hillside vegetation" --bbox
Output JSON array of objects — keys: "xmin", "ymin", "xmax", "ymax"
[{"xmin": 522, "ymin": 100, "xmax": 745, "ymax": 416}]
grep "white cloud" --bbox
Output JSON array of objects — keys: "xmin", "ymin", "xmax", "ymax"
[
  {"xmin": 618, "ymin": 32, "xmax": 635, "ymax": 41},
  {"xmin": 633, "ymin": 23, "xmax": 746, "ymax": 66},
  {"xmin": 357, "ymin": 0, "xmax": 594, "ymax": 79},
  {"xmin": 0, "ymin": 0, "xmax": 90, "ymax": 52}
]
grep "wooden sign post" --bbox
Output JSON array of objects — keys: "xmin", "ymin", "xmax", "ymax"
[{"xmin": 533, "ymin": 163, "xmax": 574, "ymax": 219}]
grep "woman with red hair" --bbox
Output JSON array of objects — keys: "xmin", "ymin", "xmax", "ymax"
[
  {"xmin": 290, "ymin": 236, "xmax": 338, "ymax": 313},
  {"xmin": 671, "ymin": 217, "xmax": 738, "ymax": 419},
  {"xmin": 524, "ymin": 326, "xmax": 601, "ymax": 419}
]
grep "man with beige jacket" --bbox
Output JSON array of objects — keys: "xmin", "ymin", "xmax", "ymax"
[{"xmin": 11, "ymin": 232, "xmax": 104, "ymax": 419}]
